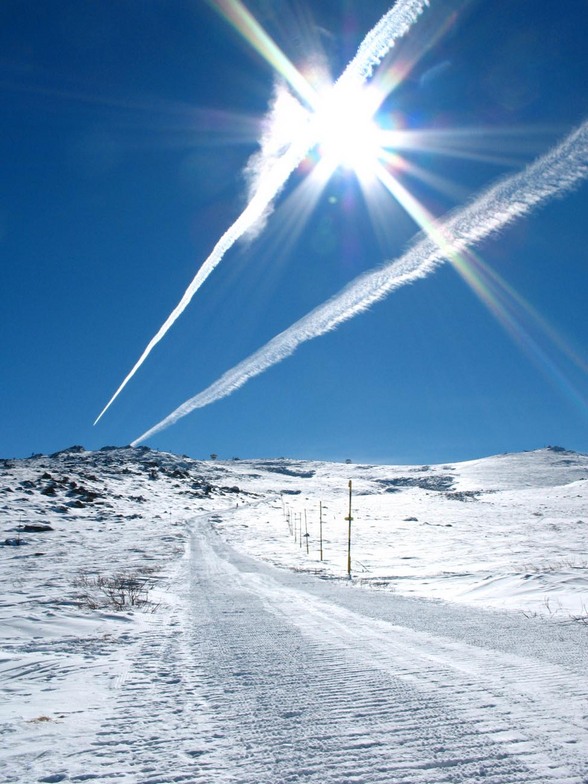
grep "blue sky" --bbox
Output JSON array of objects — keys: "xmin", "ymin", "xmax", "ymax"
[{"xmin": 1, "ymin": 0, "xmax": 588, "ymax": 463}]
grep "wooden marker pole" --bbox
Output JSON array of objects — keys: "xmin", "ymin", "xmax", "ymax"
[{"xmin": 346, "ymin": 480, "xmax": 353, "ymax": 577}]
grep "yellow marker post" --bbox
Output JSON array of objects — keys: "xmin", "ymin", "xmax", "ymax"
[{"xmin": 346, "ymin": 480, "xmax": 353, "ymax": 577}]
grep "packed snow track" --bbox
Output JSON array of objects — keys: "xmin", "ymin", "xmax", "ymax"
[{"xmin": 8, "ymin": 517, "xmax": 588, "ymax": 784}]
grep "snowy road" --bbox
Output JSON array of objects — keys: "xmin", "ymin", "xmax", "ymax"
[{"xmin": 22, "ymin": 516, "xmax": 588, "ymax": 784}]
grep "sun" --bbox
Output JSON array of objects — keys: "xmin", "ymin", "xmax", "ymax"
[{"xmin": 311, "ymin": 81, "xmax": 385, "ymax": 179}]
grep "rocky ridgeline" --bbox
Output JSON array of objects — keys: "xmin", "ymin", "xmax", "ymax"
[{"xmin": 0, "ymin": 446, "xmax": 246, "ymax": 528}]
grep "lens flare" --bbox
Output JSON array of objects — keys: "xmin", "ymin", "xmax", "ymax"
[
  {"xmin": 313, "ymin": 82, "xmax": 383, "ymax": 176},
  {"xmin": 94, "ymin": 0, "xmax": 429, "ymax": 425},
  {"xmin": 132, "ymin": 122, "xmax": 588, "ymax": 445},
  {"xmin": 206, "ymin": 0, "xmax": 319, "ymax": 109},
  {"xmin": 96, "ymin": 0, "xmax": 588, "ymax": 446}
]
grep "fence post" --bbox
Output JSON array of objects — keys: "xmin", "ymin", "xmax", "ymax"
[
  {"xmin": 346, "ymin": 480, "xmax": 353, "ymax": 577},
  {"xmin": 319, "ymin": 501, "xmax": 323, "ymax": 561}
]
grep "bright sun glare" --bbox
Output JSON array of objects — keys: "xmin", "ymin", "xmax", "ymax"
[{"xmin": 311, "ymin": 82, "xmax": 384, "ymax": 178}]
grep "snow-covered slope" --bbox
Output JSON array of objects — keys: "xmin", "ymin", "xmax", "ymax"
[
  {"xmin": 1, "ymin": 446, "xmax": 587, "ymax": 782},
  {"xmin": 204, "ymin": 446, "xmax": 588, "ymax": 618},
  {"xmin": 2, "ymin": 445, "xmax": 587, "ymax": 621}
]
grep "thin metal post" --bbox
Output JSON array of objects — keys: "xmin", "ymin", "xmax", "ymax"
[
  {"xmin": 346, "ymin": 480, "xmax": 353, "ymax": 577},
  {"xmin": 304, "ymin": 510, "xmax": 309, "ymax": 554},
  {"xmin": 319, "ymin": 501, "xmax": 323, "ymax": 561}
]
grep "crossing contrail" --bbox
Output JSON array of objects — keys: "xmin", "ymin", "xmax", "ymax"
[
  {"xmin": 94, "ymin": 0, "xmax": 430, "ymax": 425},
  {"xmin": 132, "ymin": 120, "xmax": 588, "ymax": 445}
]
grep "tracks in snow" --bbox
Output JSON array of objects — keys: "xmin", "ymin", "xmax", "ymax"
[{"xmin": 36, "ymin": 520, "xmax": 588, "ymax": 783}]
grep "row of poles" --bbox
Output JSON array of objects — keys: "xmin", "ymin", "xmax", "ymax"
[{"xmin": 282, "ymin": 480, "xmax": 354, "ymax": 577}]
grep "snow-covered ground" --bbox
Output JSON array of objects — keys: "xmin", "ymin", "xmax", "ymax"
[
  {"xmin": 1, "ymin": 445, "xmax": 587, "ymax": 782},
  {"xmin": 218, "ymin": 447, "xmax": 588, "ymax": 619}
]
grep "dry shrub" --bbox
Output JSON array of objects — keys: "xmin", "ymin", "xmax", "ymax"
[{"xmin": 74, "ymin": 571, "xmax": 157, "ymax": 611}]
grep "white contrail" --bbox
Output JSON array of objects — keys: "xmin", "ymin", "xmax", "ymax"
[
  {"xmin": 94, "ymin": 0, "xmax": 430, "ymax": 425},
  {"xmin": 340, "ymin": 0, "xmax": 430, "ymax": 83},
  {"xmin": 132, "ymin": 120, "xmax": 588, "ymax": 445}
]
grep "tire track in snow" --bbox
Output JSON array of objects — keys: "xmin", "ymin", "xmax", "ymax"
[
  {"xmin": 194, "ymin": 527, "xmax": 588, "ymax": 783},
  {"xmin": 57, "ymin": 530, "xmax": 242, "ymax": 784},
  {"xmin": 254, "ymin": 574, "xmax": 588, "ymax": 771},
  {"xmin": 184, "ymin": 592, "xmax": 501, "ymax": 782},
  {"xmin": 48, "ymin": 520, "xmax": 588, "ymax": 783}
]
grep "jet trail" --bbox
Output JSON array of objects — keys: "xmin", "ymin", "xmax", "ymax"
[
  {"xmin": 340, "ymin": 0, "xmax": 431, "ymax": 83},
  {"xmin": 94, "ymin": 0, "xmax": 430, "ymax": 425},
  {"xmin": 132, "ymin": 120, "xmax": 588, "ymax": 445}
]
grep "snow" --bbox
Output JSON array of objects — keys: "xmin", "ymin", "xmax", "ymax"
[
  {"xmin": 1, "ymin": 446, "xmax": 587, "ymax": 782},
  {"xmin": 216, "ymin": 448, "xmax": 588, "ymax": 618}
]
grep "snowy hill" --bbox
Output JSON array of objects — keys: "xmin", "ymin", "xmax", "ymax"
[
  {"xmin": 2, "ymin": 444, "xmax": 587, "ymax": 618},
  {"xmin": 2, "ymin": 446, "xmax": 588, "ymax": 782},
  {"xmin": 197, "ymin": 446, "xmax": 588, "ymax": 618}
]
